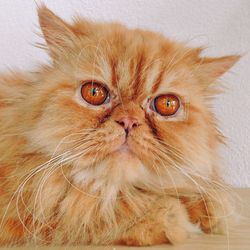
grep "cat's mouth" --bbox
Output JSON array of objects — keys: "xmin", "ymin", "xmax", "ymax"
[
  {"xmin": 113, "ymin": 135, "xmax": 138, "ymax": 158},
  {"xmin": 108, "ymin": 131, "xmax": 135, "ymax": 157},
  {"xmin": 76, "ymin": 129, "xmax": 143, "ymax": 167}
]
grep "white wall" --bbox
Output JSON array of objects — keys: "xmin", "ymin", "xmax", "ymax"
[{"xmin": 0, "ymin": 0, "xmax": 249, "ymax": 187}]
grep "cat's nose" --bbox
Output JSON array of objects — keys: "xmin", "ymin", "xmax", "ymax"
[{"xmin": 116, "ymin": 117, "xmax": 139, "ymax": 134}]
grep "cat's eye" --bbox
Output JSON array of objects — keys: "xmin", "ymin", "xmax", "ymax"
[
  {"xmin": 152, "ymin": 94, "xmax": 180, "ymax": 116},
  {"xmin": 80, "ymin": 82, "xmax": 109, "ymax": 106}
]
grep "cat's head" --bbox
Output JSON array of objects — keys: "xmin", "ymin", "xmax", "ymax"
[{"xmin": 27, "ymin": 6, "xmax": 239, "ymax": 192}]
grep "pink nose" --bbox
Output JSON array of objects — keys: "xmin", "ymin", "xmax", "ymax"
[{"xmin": 116, "ymin": 117, "xmax": 139, "ymax": 132}]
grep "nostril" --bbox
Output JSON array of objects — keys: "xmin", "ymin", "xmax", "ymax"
[
  {"xmin": 132, "ymin": 122, "xmax": 138, "ymax": 128},
  {"xmin": 119, "ymin": 121, "xmax": 125, "ymax": 127}
]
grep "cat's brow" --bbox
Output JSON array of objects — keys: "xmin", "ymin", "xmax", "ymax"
[
  {"xmin": 140, "ymin": 58, "xmax": 163, "ymax": 93},
  {"xmin": 151, "ymin": 64, "xmax": 166, "ymax": 93},
  {"xmin": 132, "ymin": 53, "xmax": 146, "ymax": 98},
  {"xmin": 110, "ymin": 59, "xmax": 118, "ymax": 87}
]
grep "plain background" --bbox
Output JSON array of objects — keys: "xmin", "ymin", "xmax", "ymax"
[{"xmin": 0, "ymin": 0, "xmax": 249, "ymax": 187}]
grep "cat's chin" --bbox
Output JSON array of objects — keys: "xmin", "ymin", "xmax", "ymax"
[
  {"xmin": 113, "ymin": 141, "xmax": 139, "ymax": 160},
  {"xmin": 115, "ymin": 142, "xmax": 130, "ymax": 153},
  {"xmin": 111, "ymin": 142, "xmax": 139, "ymax": 162}
]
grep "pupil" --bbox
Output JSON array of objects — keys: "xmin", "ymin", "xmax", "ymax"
[
  {"xmin": 91, "ymin": 88, "xmax": 97, "ymax": 96},
  {"xmin": 166, "ymin": 100, "xmax": 171, "ymax": 107}
]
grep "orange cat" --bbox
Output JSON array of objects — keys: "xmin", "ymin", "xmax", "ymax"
[{"xmin": 0, "ymin": 6, "xmax": 239, "ymax": 246}]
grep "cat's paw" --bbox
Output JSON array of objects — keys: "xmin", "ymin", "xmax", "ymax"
[
  {"xmin": 181, "ymin": 193, "xmax": 232, "ymax": 234},
  {"xmin": 159, "ymin": 197, "xmax": 197, "ymax": 244},
  {"xmin": 117, "ymin": 197, "xmax": 193, "ymax": 246}
]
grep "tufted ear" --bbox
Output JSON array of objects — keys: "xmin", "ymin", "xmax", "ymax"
[
  {"xmin": 38, "ymin": 5, "xmax": 77, "ymax": 60},
  {"xmin": 197, "ymin": 55, "xmax": 240, "ymax": 84}
]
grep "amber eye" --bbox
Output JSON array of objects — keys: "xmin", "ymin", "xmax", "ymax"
[
  {"xmin": 80, "ymin": 82, "xmax": 109, "ymax": 106},
  {"xmin": 152, "ymin": 94, "xmax": 180, "ymax": 116}
]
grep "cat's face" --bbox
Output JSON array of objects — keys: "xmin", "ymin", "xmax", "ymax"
[{"xmin": 28, "ymin": 7, "xmax": 239, "ymax": 191}]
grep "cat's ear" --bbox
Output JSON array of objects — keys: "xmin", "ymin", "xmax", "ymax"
[
  {"xmin": 38, "ymin": 5, "xmax": 77, "ymax": 60},
  {"xmin": 196, "ymin": 55, "xmax": 240, "ymax": 84}
]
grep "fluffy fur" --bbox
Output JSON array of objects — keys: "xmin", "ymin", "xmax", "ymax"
[{"xmin": 0, "ymin": 6, "xmax": 239, "ymax": 246}]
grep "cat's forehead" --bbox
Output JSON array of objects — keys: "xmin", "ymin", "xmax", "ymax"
[{"xmin": 74, "ymin": 26, "xmax": 193, "ymax": 98}]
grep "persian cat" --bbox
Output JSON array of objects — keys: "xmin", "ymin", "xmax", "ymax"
[{"xmin": 0, "ymin": 6, "xmax": 239, "ymax": 246}]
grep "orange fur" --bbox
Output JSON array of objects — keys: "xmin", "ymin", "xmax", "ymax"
[{"xmin": 0, "ymin": 6, "xmax": 239, "ymax": 246}]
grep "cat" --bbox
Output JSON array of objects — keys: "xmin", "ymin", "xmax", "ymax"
[{"xmin": 0, "ymin": 5, "xmax": 239, "ymax": 246}]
